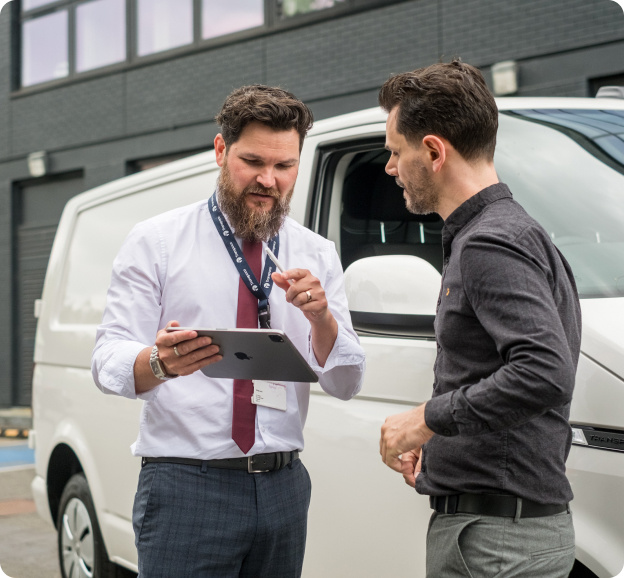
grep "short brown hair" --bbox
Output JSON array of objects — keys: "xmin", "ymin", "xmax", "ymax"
[
  {"xmin": 378, "ymin": 60, "xmax": 498, "ymax": 161},
  {"xmin": 216, "ymin": 85, "xmax": 314, "ymax": 151}
]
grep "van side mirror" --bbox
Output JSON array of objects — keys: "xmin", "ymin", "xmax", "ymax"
[{"xmin": 344, "ymin": 255, "xmax": 442, "ymax": 338}]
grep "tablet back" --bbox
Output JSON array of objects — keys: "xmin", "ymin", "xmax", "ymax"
[{"xmin": 172, "ymin": 328, "xmax": 319, "ymax": 383}]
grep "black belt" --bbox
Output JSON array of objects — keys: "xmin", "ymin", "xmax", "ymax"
[
  {"xmin": 141, "ymin": 451, "xmax": 299, "ymax": 473},
  {"xmin": 429, "ymin": 493, "xmax": 568, "ymax": 519}
]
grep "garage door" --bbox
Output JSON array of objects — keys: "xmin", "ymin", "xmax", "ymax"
[{"xmin": 14, "ymin": 173, "xmax": 84, "ymax": 406}]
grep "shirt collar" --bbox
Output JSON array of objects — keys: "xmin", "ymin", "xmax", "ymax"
[{"xmin": 442, "ymin": 182, "xmax": 512, "ymax": 245}]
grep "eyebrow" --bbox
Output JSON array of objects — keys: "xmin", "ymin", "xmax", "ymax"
[{"xmin": 238, "ymin": 152, "xmax": 298, "ymax": 165}]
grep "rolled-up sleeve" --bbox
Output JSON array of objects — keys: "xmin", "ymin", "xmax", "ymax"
[
  {"xmin": 91, "ymin": 221, "xmax": 165, "ymax": 401},
  {"xmin": 307, "ymin": 247, "xmax": 365, "ymax": 400}
]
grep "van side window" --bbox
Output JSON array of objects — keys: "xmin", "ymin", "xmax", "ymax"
[
  {"xmin": 316, "ymin": 144, "xmax": 444, "ymax": 274},
  {"xmin": 340, "ymin": 150, "xmax": 443, "ymax": 272}
]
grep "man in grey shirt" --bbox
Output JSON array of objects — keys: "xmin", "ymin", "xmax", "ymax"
[{"xmin": 379, "ymin": 60, "xmax": 581, "ymax": 576}]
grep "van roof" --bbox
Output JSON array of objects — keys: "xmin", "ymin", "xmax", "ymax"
[{"xmin": 63, "ymin": 96, "xmax": 624, "ymax": 213}]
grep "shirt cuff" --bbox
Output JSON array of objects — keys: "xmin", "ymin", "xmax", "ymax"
[
  {"xmin": 307, "ymin": 323, "xmax": 364, "ymax": 373},
  {"xmin": 95, "ymin": 341, "xmax": 150, "ymax": 400},
  {"xmin": 424, "ymin": 392, "xmax": 459, "ymax": 437}
]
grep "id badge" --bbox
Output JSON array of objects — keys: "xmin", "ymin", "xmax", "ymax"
[{"xmin": 251, "ymin": 380, "xmax": 287, "ymax": 411}]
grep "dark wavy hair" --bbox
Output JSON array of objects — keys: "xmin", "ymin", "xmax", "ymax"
[
  {"xmin": 216, "ymin": 85, "xmax": 314, "ymax": 151},
  {"xmin": 378, "ymin": 60, "xmax": 498, "ymax": 161}
]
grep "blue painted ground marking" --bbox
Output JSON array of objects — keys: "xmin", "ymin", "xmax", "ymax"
[{"xmin": 0, "ymin": 444, "xmax": 34, "ymax": 469}]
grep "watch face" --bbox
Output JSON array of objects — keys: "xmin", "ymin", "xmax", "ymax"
[{"xmin": 150, "ymin": 358, "xmax": 162, "ymax": 378}]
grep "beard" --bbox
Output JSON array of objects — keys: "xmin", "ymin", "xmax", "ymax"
[
  {"xmin": 395, "ymin": 160, "xmax": 439, "ymax": 215},
  {"xmin": 217, "ymin": 159, "xmax": 294, "ymax": 242}
]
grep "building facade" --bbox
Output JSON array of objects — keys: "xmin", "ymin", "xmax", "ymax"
[{"xmin": 1, "ymin": 0, "xmax": 623, "ymax": 408}]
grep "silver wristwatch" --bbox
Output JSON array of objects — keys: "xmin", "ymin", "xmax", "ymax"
[{"xmin": 149, "ymin": 345, "xmax": 176, "ymax": 380}]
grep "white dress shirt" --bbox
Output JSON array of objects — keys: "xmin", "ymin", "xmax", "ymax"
[{"xmin": 92, "ymin": 199, "xmax": 365, "ymax": 459}]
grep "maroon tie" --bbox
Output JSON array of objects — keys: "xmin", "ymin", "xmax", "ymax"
[{"xmin": 232, "ymin": 239, "xmax": 262, "ymax": 454}]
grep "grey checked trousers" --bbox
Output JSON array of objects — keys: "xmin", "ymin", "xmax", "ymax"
[{"xmin": 133, "ymin": 459, "xmax": 311, "ymax": 577}]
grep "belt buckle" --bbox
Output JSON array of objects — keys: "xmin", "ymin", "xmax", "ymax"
[{"xmin": 247, "ymin": 455, "xmax": 270, "ymax": 474}]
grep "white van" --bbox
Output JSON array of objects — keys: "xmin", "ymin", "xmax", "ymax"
[{"xmin": 31, "ymin": 97, "xmax": 624, "ymax": 578}]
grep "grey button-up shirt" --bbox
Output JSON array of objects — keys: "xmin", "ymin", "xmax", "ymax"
[{"xmin": 417, "ymin": 183, "xmax": 581, "ymax": 505}]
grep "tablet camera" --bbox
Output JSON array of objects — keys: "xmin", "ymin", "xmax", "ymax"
[{"xmin": 269, "ymin": 334, "xmax": 284, "ymax": 343}]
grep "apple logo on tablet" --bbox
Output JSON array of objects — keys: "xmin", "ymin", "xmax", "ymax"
[{"xmin": 235, "ymin": 352, "xmax": 252, "ymax": 361}]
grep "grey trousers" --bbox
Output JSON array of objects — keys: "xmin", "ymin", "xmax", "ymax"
[
  {"xmin": 133, "ymin": 459, "xmax": 312, "ymax": 578},
  {"xmin": 426, "ymin": 510, "xmax": 575, "ymax": 577}
]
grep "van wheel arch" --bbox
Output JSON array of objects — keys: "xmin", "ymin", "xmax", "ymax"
[{"xmin": 47, "ymin": 443, "xmax": 83, "ymax": 525}]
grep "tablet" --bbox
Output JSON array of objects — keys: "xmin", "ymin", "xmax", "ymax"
[{"xmin": 167, "ymin": 327, "xmax": 319, "ymax": 383}]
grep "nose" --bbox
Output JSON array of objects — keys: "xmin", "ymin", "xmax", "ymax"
[
  {"xmin": 385, "ymin": 156, "xmax": 397, "ymax": 176},
  {"xmin": 257, "ymin": 168, "xmax": 276, "ymax": 189}
]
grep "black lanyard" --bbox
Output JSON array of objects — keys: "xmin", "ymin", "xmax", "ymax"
[{"xmin": 209, "ymin": 192, "xmax": 279, "ymax": 329}]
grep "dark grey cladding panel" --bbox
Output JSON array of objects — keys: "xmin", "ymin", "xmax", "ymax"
[
  {"xmin": 518, "ymin": 80, "xmax": 588, "ymax": 98},
  {"xmin": 83, "ymin": 163, "xmax": 128, "ymax": 192},
  {"xmin": 0, "ymin": 185, "xmax": 10, "ymax": 265},
  {"xmin": 0, "ymin": 182, "xmax": 12, "ymax": 406},
  {"xmin": 0, "ymin": 5, "xmax": 11, "ymax": 160},
  {"xmin": 308, "ymin": 88, "xmax": 380, "ymax": 122},
  {"xmin": 125, "ymin": 39, "xmax": 265, "ymax": 134},
  {"xmin": 441, "ymin": 0, "xmax": 624, "ymax": 66},
  {"xmin": 11, "ymin": 75, "xmax": 125, "ymax": 156},
  {"xmin": 265, "ymin": 1, "xmax": 440, "ymax": 102}
]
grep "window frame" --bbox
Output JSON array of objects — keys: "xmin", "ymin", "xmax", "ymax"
[
  {"xmin": 20, "ymin": 3, "xmax": 72, "ymax": 88},
  {"xmin": 19, "ymin": 0, "xmax": 130, "ymax": 88},
  {"xmin": 15, "ymin": 0, "xmax": 410, "ymax": 93}
]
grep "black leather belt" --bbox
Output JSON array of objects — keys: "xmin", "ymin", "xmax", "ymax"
[
  {"xmin": 429, "ymin": 493, "xmax": 568, "ymax": 519},
  {"xmin": 141, "ymin": 451, "xmax": 299, "ymax": 473}
]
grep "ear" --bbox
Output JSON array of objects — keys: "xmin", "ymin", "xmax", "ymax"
[
  {"xmin": 422, "ymin": 135, "xmax": 446, "ymax": 174},
  {"xmin": 214, "ymin": 133, "xmax": 227, "ymax": 167}
]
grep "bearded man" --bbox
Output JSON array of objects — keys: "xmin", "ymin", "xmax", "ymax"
[{"xmin": 92, "ymin": 85, "xmax": 365, "ymax": 578}]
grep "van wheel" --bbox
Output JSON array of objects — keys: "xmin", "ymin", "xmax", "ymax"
[{"xmin": 57, "ymin": 473, "xmax": 119, "ymax": 578}]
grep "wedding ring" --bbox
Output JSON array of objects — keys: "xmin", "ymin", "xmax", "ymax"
[
  {"xmin": 173, "ymin": 345, "xmax": 181, "ymax": 357},
  {"xmin": 305, "ymin": 290, "xmax": 312, "ymax": 303}
]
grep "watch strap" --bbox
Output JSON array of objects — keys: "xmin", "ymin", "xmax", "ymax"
[{"xmin": 149, "ymin": 345, "xmax": 177, "ymax": 380}]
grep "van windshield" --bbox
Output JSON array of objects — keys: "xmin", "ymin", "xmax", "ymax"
[{"xmin": 496, "ymin": 109, "xmax": 624, "ymax": 299}]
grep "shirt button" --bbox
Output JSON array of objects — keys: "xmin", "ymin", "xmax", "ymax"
[{"xmin": 260, "ymin": 426, "xmax": 266, "ymax": 433}]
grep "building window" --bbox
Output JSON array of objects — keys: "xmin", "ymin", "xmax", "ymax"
[
  {"xmin": 202, "ymin": 0, "xmax": 265, "ymax": 40},
  {"xmin": 18, "ymin": 0, "xmax": 403, "ymax": 89},
  {"xmin": 278, "ymin": 0, "xmax": 346, "ymax": 18},
  {"xmin": 137, "ymin": 0, "xmax": 194, "ymax": 57},
  {"xmin": 22, "ymin": 10, "xmax": 69, "ymax": 87},
  {"xmin": 76, "ymin": 0, "xmax": 126, "ymax": 72}
]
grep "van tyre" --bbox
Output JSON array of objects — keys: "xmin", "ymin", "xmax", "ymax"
[{"xmin": 57, "ymin": 473, "xmax": 123, "ymax": 578}]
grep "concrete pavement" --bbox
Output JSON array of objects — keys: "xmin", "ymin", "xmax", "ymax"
[{"xmin": 0, "ymin": 440, "xmax": 60, "ymax": 578}]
